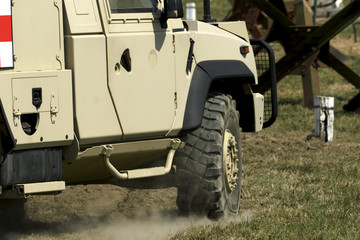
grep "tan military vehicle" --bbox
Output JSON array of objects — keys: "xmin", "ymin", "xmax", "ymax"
[{"xmin": 0, "ymin": 0, "xmax": 277, "ymax": 220}]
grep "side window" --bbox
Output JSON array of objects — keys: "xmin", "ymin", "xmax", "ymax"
[{"xmin": 109, "ymin": 0, "xmax": 157, "ymax": 13}]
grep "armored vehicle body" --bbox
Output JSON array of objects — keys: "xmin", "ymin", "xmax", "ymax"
[{"xmin": 0, "ymin": 0, "xmax": 277, "ymax": 219}]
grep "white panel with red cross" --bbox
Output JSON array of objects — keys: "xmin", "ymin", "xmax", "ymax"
[{"xmin": 0, "ymin": 0, "xmax": 13, "ymax": 69}]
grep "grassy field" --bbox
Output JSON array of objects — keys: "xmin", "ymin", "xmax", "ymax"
[{"xmin": 171, "ymin": 36, "xmax": 360, "ymax": 239}]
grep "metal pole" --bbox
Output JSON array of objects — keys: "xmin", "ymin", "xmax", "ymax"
[
  {"xmin": 313, "ymin": 0, "xmax": 318, "ymax": 25},
  {"xmin": 203, "ymin": 0, "xmax": 211, "ymax": 22}
]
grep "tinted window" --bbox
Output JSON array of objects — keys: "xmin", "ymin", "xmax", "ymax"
[{"xmin": 109, "ymin": 0, "xmax": 157, "ymax": 13}]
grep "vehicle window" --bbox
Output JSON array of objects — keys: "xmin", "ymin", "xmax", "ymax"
[{"xmin": 109, "ymin": 0, "xmax": 157, "ymax": 13}]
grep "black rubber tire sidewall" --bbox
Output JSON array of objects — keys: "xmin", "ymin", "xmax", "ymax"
[{"xmin": 175, "ymin": 93, "xmax": 242, "ymax": 219}]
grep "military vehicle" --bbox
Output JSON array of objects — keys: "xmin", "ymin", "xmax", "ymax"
[{"xmin": 0, "ymin": 0, "xmax": 277, "ymax": 220}]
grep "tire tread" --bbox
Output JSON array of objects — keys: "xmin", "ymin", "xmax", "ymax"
[{"xmin": 176, "ymin": 92, "xmax": 241, "ymax": 219}]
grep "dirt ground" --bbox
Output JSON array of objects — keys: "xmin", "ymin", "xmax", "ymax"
[
  {"xmin": 1, "ymin": 182, "xmax": 253, "ymax": 240},
  {"xmin": 331, "ymin": 34, "xmax": 360, "ymax": 55},
  {"xmin": 2, "ymin": 185, "xmax": 203, "ymax": 240}
]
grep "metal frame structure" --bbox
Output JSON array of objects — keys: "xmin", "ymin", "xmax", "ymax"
[{"xmin": 229, "ymin": 0, "xmax": 360, "ymax": 110}]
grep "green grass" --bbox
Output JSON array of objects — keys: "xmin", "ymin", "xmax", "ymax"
[
  {"xmin": 176, "ymin": 4, "xmax": 360, "ymax": 238},
  {"xmin": 171, "ymin": 45, "xmax": 360, "ymax": 239},
  {"xmin": 173, "ymin": 6, "xmax": 360, "ymax": 238}
]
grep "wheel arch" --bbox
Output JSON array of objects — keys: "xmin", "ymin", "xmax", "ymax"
[{"xmin": 180, "ymin": 60, "xmax": 258, "ymax": 134}]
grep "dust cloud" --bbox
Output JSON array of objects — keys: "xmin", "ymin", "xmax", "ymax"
[
  {"xmin": 85, "ymin": 213, "xmax": 210, "ymax": 240},
  {"xmin": 1, "ymin": 211, "xmax": 210, "ymax": 240},
  {"xmin": 0, "ymin": 210, "xmax": 252, "ymax": 240},
  {"xmin": 0, "ymin": 186, "xmax": 253, "ymax": 240}
]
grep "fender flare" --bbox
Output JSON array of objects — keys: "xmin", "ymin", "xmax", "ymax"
[{"xmin": 180, "ymin": 60, "xmax": 255, "ymax": 134}]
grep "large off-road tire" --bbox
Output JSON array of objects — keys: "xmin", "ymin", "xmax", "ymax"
[{"xmin": 175, "ymin": 92, "xmax": 242, "ymax": 219}]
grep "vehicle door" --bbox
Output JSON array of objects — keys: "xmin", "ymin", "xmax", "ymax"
[{"xmin": 100, "ymin": 0, "xmax": 176, "ymax": 140}]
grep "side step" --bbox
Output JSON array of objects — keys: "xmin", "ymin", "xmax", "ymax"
[
  {"xmin": 0, "ymin": 181, "xmax": 65, "ymax": 199},
  {"xmin": 102, "ymin": 139, "xmax": 183, "ymax": 180}
]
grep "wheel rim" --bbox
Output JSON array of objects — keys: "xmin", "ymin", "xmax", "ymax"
[{"xmin": 223, "ymin": 129, "xmax": 240, "ymax": 195}]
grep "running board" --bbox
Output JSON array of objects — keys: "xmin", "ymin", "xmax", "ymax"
[
  {"xmin": 102, "ymin": 139, "xmax": 183, "ymax": 180},
  {"xmin": 0, "ymin": 181, "xmax": 65, "ymax": 199}
]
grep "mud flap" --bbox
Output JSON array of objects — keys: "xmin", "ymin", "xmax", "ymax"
[
  {"xmin": 0, "ymin": 148, "xmax": 62, "ymax": 188},
  {"xmin": 0, "ymin": 99, "xmax": 16, "ymax": 155}
]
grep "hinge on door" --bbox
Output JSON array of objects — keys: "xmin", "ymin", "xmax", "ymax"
[
  {"xmin": 13, "ymin": 95, "xmax": 20, "ymax": 127},
  {"xmin": 50, "ymin": 93, "xmax": 58, "ymax": 124},
  {"xmin": 13, "ymin": 111, "xmax": 20, "ymax": 127}
]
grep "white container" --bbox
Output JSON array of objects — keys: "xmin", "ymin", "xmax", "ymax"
[
  {"xmin": 186, "ymin": 2, "xmax": 196, "ymax": 20},
  {"xmin": 314, "ymin": 96, "xmax": 334, "ymax": 142}
]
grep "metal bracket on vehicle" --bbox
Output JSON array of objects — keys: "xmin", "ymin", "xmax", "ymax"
[
  {"xmin": 101, "ymin": 139, "xmax": 183, "ymax": 180},
  {"xmin": 50, "ymin": 93, "xmax": 58, "ymax": 124},
  {"xmin": 13, "ymin": 95, "xmax": 21, "ymax": 127},
  {"xmin": 250, "ymin": 39, "xmax": 278, "ymax": 128},
  {"xmin": 0, "ymin": 181, "xmax": 65, "ymax": 199},
  {"xmin": 13, "ymin": 110, "xmax": 21, "ymax": 127}
]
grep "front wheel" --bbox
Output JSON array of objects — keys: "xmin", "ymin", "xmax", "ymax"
[{"xmin": 175, "ymin": 92, "xmax": 242, "ymax": 219}]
